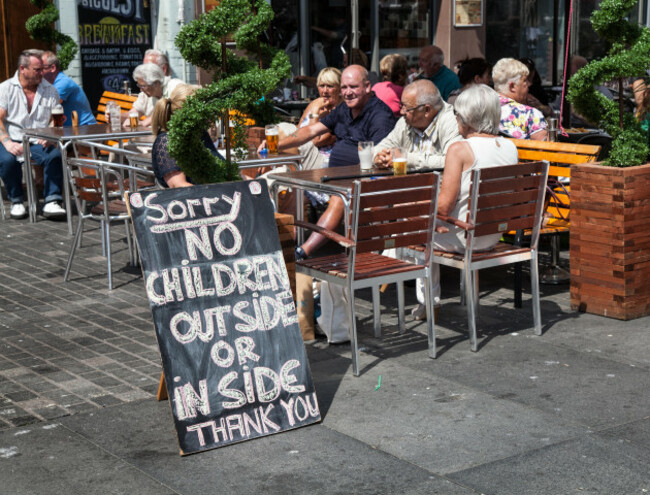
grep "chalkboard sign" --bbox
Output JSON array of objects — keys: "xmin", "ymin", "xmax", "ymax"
[
  {"xmin": 77, "ymin": 0, "xmax": 152, "ymax": 109},
  {"xmin": 128, "ymin": 181, "xmax": 320, "ymax": 455}
]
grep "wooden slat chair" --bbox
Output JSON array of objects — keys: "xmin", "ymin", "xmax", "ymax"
[
  {"xmin": 508, "ymin": 139, "xmax": 601, "ymax": 300},
  {"xmin": 432, "ymin": 161, "xmax": 549, "ymax": 351},
  {"xmin": 295, "ymin": 173, "xmax": 441, "ymax": 376},
  {"xmin": 64, "ymin": 156, "xmax": 155, "ymax": 290}
]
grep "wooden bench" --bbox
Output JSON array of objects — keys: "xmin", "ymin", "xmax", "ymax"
[
  {"xmin": 508, "ymin": 139, "xmax": 601, "ymax": 303},
  {"xmin": 96, "ymin": 91, "xmax": 138, "ymax": 124}
]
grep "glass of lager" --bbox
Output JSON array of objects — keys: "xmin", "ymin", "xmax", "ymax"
[
  {"xmin": 265, "ymin": 124, "xmax": 279, "ymax": 154},
  {"xmin": 129, "ymin": 109, "xmax": 139, "ymax": 128},
  {"xmin": 52, "ymin": 103, "xmax": 64, "ymax": 127},
  {"xmin": 391, "ymin": 147, "xmax": 408, "ymax": 176}
]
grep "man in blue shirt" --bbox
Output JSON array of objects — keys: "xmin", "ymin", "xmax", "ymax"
[
  {"xmin": 418, "ymin": 45, "xmax": 461, "ymax": 102},
  {"xmin": 41, "ymin": 51, "xmax": 96, "ymax": 127},
  {"xmin": 276, "ymin": 64, "xmax": 395, "ymax": 167}
]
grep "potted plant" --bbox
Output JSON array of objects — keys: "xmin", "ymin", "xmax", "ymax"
[
  {"xmin": 170, "ymin": 0, "xmax": 290, "ymax": 184},
  {"xmin": 26, "ymin": 0, "xmax": 77, "ymax": 70},
  {"xmin": 567, "ymin": 0, "xmax": 650, "ymax": 319}
]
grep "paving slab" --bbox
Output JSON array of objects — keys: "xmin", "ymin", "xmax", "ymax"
[
  {"xmin": 447, "ymin": 434, "xmax": 650, "ymax": 495},
  {"xmin": 311, "ymin": 354, "xmax": 589, "ymax": 475},
  {"xmin": 0, "ymin": 422, "xmax": 178, "ymax": 495},
  {"xmin": 58, "ymin": 399, "xmax": 477, "ymax": 495}
]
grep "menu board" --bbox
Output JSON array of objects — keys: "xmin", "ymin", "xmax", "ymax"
[
  {"xmin": 128, "ymin": 181, "xmax": 320, "ymax": 455},
  {"xmin": 77, "ymin": 0, "xmax": 152, "ymax": 109},
  {"xmin": 454, "ymin": 0, "xmax": 483, "ymax": 27}
]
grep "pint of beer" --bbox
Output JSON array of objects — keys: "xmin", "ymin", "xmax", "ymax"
[
  {"xmin": 392, "ymin": 147, "xmax": 408, "ymax": 176},
  {"xmin": 52, "ymin": 104, "xmax": 64, "ymax": 127},
  {"xmin": 265, "ymin": 124, "xmax": 279, "ymax": 154},
  {"xmin": 129, "ymin": 110, "xmax": 139, "ymax": 128}
]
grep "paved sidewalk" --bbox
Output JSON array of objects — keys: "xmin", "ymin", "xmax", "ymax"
[{"xmin": 1, "ymin": 215, "xmax": 649, "ymax": 494}]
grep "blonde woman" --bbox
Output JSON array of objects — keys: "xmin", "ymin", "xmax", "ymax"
[
  {"xmin": 151, "ymin": 84, "xmax": 224, "ymax": 188},
  {"xmin": 372, "ymin": 53, "xmax": 408, "ymax": 117}
]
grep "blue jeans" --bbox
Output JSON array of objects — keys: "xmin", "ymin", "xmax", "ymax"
[{"xmin": 0, "ymin": 141, "xmax": 63, "ymax": 204}]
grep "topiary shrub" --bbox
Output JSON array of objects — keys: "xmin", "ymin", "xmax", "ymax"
[
  {"xmin": 567, "ymin": 0, "xmax": 650, "ymax": 166},
  {"xmin": 169, "ymin": 0, "xmax": 291, "ymax": 184},
  {"xmin": 25, "ymin": 0, "xmax": 77, "ymax": 70}
]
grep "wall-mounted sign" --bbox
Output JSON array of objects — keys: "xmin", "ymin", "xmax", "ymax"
[
  {"xmin": 454, "ymin": 0, "xmax": 483, "ymax": 27},
  {"xmin": 77, "ymin": 0, "xmax": 152, "ymax": 109}
]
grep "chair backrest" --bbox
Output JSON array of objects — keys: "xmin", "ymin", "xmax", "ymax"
[
  {"xmin": 96, "ymin": 91, "xmax": 138, "ymax": 124},
  {"xmin": 66, "ymin": 157, "xmax": 144, "ymax": 220},
  {"xmin": 467, "ymin": 161, "xmax": 549, "ymax": 248},
  {"xmin": 350, "ymin": 173, "xmax": 440, "ymax": 255}
]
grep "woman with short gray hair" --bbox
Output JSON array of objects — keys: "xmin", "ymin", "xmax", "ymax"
[
  {"xmin": 426, "ymin": 84, "xmax": 518, "ymax": 308},
  {"xmin": 130, "ymin": 63, "xmax": 183, "ymax": 127},
  {"xmin": 492, "ymin": 57, "xmax": 547, "ymax": 140}
]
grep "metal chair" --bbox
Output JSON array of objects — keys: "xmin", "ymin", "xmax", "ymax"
[
  {"xmin": 64, "ymin": 156, "xmax": 156, "ymax": 290},
  {"xmin": 295, "ymin": 173, "xmax": 441, "ymax": 376},
  {"xmin": 432, "ymin": 161, "xmax": 549, "ymax": 351}
]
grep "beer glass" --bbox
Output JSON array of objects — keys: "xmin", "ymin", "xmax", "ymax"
[
  {"xmin": 392, "ymin": 147, "xmax": 408, "ymax": 176},
  {"xmin": 52, "ymin": 104, "xmax": 64, "ymax": 127},
  {"xmin": 265, "ymin": 124, "xmax": 279, "ymax": 154},
  {"xmin": 129, "ymin": 109, "xmax": 139, "ymax": 129},
  {"xmin": 358, "ymin": 141, "xmax": 374, "ymax": 171}
]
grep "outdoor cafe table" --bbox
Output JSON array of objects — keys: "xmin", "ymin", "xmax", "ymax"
[{"xmin": 21, "ymin": 123, "xmax": 152, "ymax": 233}]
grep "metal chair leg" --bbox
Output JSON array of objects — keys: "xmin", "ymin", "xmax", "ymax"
[
  {"xmin": 466, "ymin": 268, "xmax": 478, "ymax": 352},
  {"xmin": 105, "ymin": 221, "xmax": 113, "ymax": 291},
  {"xmin": 348, "ymin": 286, "xmax": 359, "ymax": 376},
  {"xmin": 372, "ymin": 285, "xmax": 381, "ymax": 338},
  {"xmin": 424, "ymin": 275, "xmax": 436, "ymax": 359},
  {"xmin": 64, "ymin": 216, "xmax": 85, "ymax": 282},
  {"xmin": 530, "ymin": 250, "xmax": 542, "ymax": 335},
  {"xmin": 396, "ymin": 281, "xmax": 405, "ymax": 333}
]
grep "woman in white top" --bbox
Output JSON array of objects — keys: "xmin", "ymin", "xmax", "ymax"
[{"xmin": 411, "ymin": 84, "xmax": 519, "ymax": 317}]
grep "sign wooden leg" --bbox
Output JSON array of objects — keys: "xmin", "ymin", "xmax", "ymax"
[{"xmin": 156, "ymin": 371, "xmax": 168, "ymax": 401}]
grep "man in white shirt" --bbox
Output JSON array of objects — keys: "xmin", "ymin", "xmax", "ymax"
[
  {"xmin": 373, "ymin": 79, "xmax": 462, "ymax": 170},
  {"xmin": 0, "ymin": 49, "xmax": 66, "ymax": 220}
]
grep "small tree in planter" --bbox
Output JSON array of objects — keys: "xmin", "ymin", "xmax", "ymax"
[
  {"xmin": 170, "ymin": 0, "xmax": 291, "ymax": 184},
  {"xmin": 567, "ymin": 0, "xmax": 650, "ymax": 319}
]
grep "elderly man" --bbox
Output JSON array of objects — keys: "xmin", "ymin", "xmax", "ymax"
[
  {"xmin": 373, "ymin": 79, "xmax": 461, "ymax": 170},
  {"xmin": 143, "ymin": 48, "xmax": 172, "ymax": 77},
  {"xmin": 0, "ymin": 49, "xmax": 65, "ymax": 220},
  {"xmin": 268, "ymin": 65, "xmax": 395, "ymax": 343},
  {"xmin": 129, "ymin": 63, "xmax": 183, "ymax": 127},
  {"xmin": 41, "ymin": 51, "xmax": 96, "ymax": 127},
  {"xmin": 493, "ymin": 58, "xmax": 547, "ymax": 140},
  {"xmin": 417, "ymin": 45, "xmax": 460, "ymax": 102}
]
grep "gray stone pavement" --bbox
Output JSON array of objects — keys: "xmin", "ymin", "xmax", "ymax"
[{"xmin": 1, "ymin": 214, "xmax": 649, "ymax": 494}]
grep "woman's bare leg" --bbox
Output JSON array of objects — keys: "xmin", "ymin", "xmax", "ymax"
[{"xmin": 301, "ymin": 195, "xmax": 344, "ymax": 256}]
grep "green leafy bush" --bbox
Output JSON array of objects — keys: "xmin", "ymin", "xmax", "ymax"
[
  {"xmin": 169, "ymin": 0, "xmax": 291, "ymax": 184},
  {"xmin": 567, "ymin": 0, "xmax": 650, "ymax": 166}
]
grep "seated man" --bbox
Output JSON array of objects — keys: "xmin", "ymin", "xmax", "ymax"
[
  {"xmin": 417, "ymin": 45, "xmax": 461, "ymax": 102},
  {"xmin": 492, "ymin": 58, "xmax": 547, "ymax": 140},
  {"xmin": 263, "ymin": 64, "xmax": 396, "ymax": 259},
  {"xmin": 41, "ymin": 51, "xmax": 96, "ymax": 127},
  {"xmin": 0, "ymin": 49, "xmax": 65, "ymax": 220},
  {"xmin": 374, "ymin": 79, "xmax": 462, "ymax": 320},
  {"xmin": 261, "ymin": 64, "xmax": 396, "ymax": 343},
  {"xmin": 373, "ymin": 79, "xmax": 461, "ymax": 170}
]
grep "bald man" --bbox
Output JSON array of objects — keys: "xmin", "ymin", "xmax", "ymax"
[{"xmin": 417, "ymin": 45, "xmax": 460, "ymax": 101}]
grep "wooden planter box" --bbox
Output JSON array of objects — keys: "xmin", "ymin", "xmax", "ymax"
[{"xmin": 570, "ymin": 162, "xmax": 650, "ymax": 320}]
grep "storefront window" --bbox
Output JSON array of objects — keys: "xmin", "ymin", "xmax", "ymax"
[{"xmin": 375, "ymin": 0, "xmax": 430, "ymax": 67}]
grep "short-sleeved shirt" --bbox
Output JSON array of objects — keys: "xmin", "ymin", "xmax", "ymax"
[
  {"xmin": 133, "ymin": 76, "xmax": 183, "ymax": 117},
  {"xmin": 0, "ymin": 72, "xmax": 60, "ymax": 141},
  {"xmin": 52, "ymin": 72, "xmax": 96, "ymax": 127},
  {"xmin": 499, "ymin": 95, "xmax": 547, "ymax": 139},
  {"xmin": 319, "ymin": 94, "xmax": 396, "ymax": 167}
]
